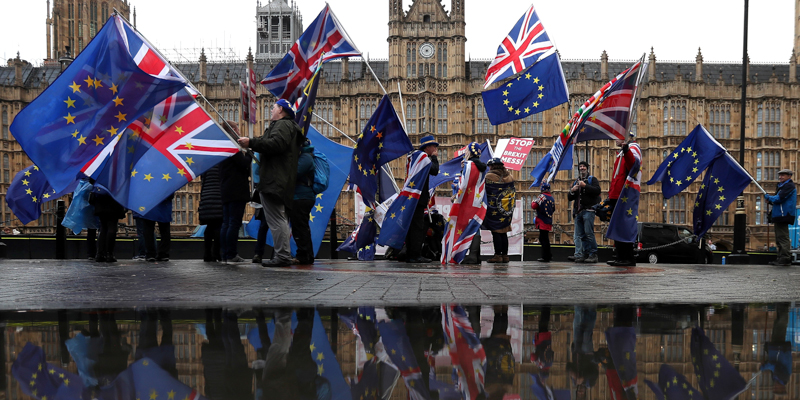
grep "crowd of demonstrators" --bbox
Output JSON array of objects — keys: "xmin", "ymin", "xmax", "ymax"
[
  {"xmin": 219, "ymin": 122, "xmax": 252, "ymax": 263},
  {"xmin": 483, "ymin": 157, "xmax": 515, "ymax": 263},
  {"xmin": 531, "ymin": 182, "xmax": 555, "ymax": 262},
  {"xmin": 403, "ymin": 135, "xmax": 440, "ymax": 264},
  {"xmin": 765, "ymin": 169, "xmax": 797, "ymax": 266},
  {"xmin": 567, "ymin": 161, "xmax": 601, "ymax": 264}
]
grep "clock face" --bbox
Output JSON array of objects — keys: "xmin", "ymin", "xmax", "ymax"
[{"xmin": 419, "ymin": 43, "xmax": 435, "ymax": 59}]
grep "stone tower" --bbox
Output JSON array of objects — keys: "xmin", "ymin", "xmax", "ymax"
[{"xmin": 47, "ymin": 0, "xmax": 132, "ymax": 61}]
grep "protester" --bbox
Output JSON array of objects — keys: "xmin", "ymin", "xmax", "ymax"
[
  {"xmin": 567, "ymin": 161, "xmax": 601, "ymax": 263},
  {"xmin": 290, "ymin": 139, "xmax": 316, "ymax": 265},
  {"xmin": 404, "ymin": 134, "xmax": 440, "ymax": 263},
  {"xmin": 219, "ymin": 122, "xmax": 252, "ymax": 263},
  {"xmin": 482, "ymin": 157, "xmax": 515, "ymax": 263},
  {"xmin": 531, "ymin": 182, "xmax": 555, "ymax": 262},
  {"xmin": 456, "ymin": 142, "xmax": 486, "ymax": 265},
  {"xmin": 606, "ymin": 135, "xmax": 640, "ymax": 267},
  {"xmin": 238, "ymin": 99, "xmax": 302, "ymax": 267},
  {"xmin": 140, "ymin": 195, "xmax": 173, "ymax": 262},
  {"xmin": 198, "ymin": 163, "xmax": 223, "ymax": 262},
  {"xmin": 765, "ymin": 169, "xmax": 797, "ymax": 266},
  {"xmin": 89, "ymin": 189, "xmax": 126, "ymax": 262}
]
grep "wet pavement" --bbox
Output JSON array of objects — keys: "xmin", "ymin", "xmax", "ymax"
[{"xmin": 0, "ymin": 258, "xmax": 798, "ymax": 309}]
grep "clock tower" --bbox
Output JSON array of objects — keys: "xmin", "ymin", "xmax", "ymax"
[{"xmin": 388, "ymin": 0, "xmax": 466, "ymax": 80}]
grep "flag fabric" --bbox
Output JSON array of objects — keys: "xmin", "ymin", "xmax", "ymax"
[
  {"xmin": 239, "ymin": 81, "xmax": 249, "ymax": 121},
  {"xmin": 354, "ymin": 209, "xmax": 378, "ymax": 260},
  {"xmin": 484, "ymin": 4, "xmax": 555, "ymax": 88},
  {"xmin": 90, "ymin": 88, "xmax": 239, "ymax": 214},
  {"xmin": 606, "ymin": 142, "xmax": 642, "ymax": 243},
  {"xmin": 482, "ymin": 51, "xmax": 568, "ymax": 125},
  {"xmin": 645, "ymin": 364, "xmax": 703, "ymax": 400},
  {"xmin": 10, "ymin": 15, "xmax": 186, "ymax": 193},
  {"xmin": 261, "ymin": 4, "xmax": 360, "ymax": 103},
  {"xmin": 95, "ymin": 357, "xmax": 207, "ymax": 400},
  {"xmin": 11, "ymin": 342, "xmax": 84, "ymax": 400},
  {"xmin": 351, "ymin": 358, "xmax": 381, "ymax": 400},
  {"xmin": 482, "ymin": 179, "xmax": 515, "ymax": 231},
  {"xmin": 535, "ymin": 130, "xmax": 573, "ymax": 186},
  {"xmin": 311, "ymin": 310, "xmax": 352, "ymax": 400},
  {"xmin": 692, "ymin": 153, "xmax": 751, "ymax": 239},
  {"xmin": 441, "ymin": 161, "xmax": 487, "ymax": 264},
  {"xmin": 604, "ymin": 327, "xmax": 639, "ymax": 396},
  {"xmin": 376, "ymin": 319, "xmax": 431, "ymax": 400},
  {"xmin": 349, "ymin": 95, "xmax": 413, "ymax": 206},
  {"xmin": 441, "ymin": 305, "xmax": 486, "ymax": 400},
  {"xmin": 6, "ymin": 165, "xmax": 75, "ymax": 224},
  {"xmin": 294, "ymin": 64, "xmax": 322, "ymax": 137},
  {"xmin": 376, "ymin": 151, "xmax": 432, "ymax": 249},
  {"xmin": 428, "ymin": 142, "xmax": 491, "ymax": 190},
  {"xmin": 646, "ymin": 125, "xmax": 727, "ymax": 198},
  {"xmin": 530, "ymin": 373, "xmax": 570, "ymax": 400},
  {"xmin": 690, "ymin": 327, "xmax": 747, "ymax": 400}
]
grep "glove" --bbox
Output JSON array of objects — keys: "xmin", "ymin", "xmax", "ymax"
[{"xmin": 621, "ymin": 143, "xmax": 629, "ymax": 154}]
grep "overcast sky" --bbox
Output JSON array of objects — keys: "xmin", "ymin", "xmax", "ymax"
[{"xmin": 1, "ymin": 0, "xmax": 794, "ymax": 65}]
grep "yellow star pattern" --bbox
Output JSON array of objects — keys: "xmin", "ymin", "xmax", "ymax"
[
  {"xmin": 162, "ymin": 173, "xmax": 172, "ymax": 181},
  {"xmin": 144, "ymin": 173, "xmax": 154, "ymax": 182},
  {"xmin": 63, "ymin": 113, "xmax": 76, "ymax": 124},
  {"xmin": 112, "ymin": 96, "xmax": 124, "ymax": 107},
  {"xmin": 69, "ymin": 81, "xmax": 81, "ymax": 93},
  {"xmin": 92, "ymin": 135, "xmax": 104, "ymax": 146},
  {"xmin": 64, "ymin": 97, "xmax": 76, "ymax": 108}
]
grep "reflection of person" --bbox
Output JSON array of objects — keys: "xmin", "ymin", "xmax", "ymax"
[
  {"xmin": 261, "ymin": 309, "xmax": 322, "ymax": 399},
  {"xmin": 568, "ymin": 306, "xmax": 598, "ymax": 400},
  {"xmin": 405, "ymin": 135, "xmax": 440, "ymax": 264},
  {"xmin": 482, "ymin": 306, "xmax": 515, "ymax": 400},
  {"xmin": 135, "ymin": 310, "xmax": 177, "ymax": 378},
  {"xmin": 141, "ymin": 195, "xmax": 173, "ymax": 262},
  {"xmin": 483, "ymin": 158, "xmax": 515, "ymax": 263},
  {"xmin": 202, "ymin": 309, "xmax": 253, "ymax": 400},
  {"xmin": 761, "ymin": 303, "xmax": 792, "ymax": 394},
  {"xmin": 531, "ymin": 182, "xmax": 554, "ymax": 262},
  {"xmin": 765, "ymin": 169, "xmax": 796, "ymax": 266},
  {"xmin": 567, "ymin": 161, "xmax": 601, "ymax": 263}
]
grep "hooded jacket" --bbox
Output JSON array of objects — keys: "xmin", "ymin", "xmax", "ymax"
[{"xmin": 249, "ymin": 116, "xmax": 302, "ymax": 209}]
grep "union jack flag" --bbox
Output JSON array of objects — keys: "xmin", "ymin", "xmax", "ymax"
[
  {"xmin": 441, "ymin": 305, "xmax": 486, "ymax": 400},
  {"xmin": 442, "ymin": 160, "xmax": 487, "ymax": 264},
  {"xmin": 484, "ymin": 5, "xmax": 554, "ymax": 89},
  {"xmin": 261, "ymin": 4, "xmax": 360, "ymax": 103}
]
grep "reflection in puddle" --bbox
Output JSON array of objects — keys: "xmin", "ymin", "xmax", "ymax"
[{"xmin": 0, "ymin": 304, "xmax": 795, "ymax": 399}]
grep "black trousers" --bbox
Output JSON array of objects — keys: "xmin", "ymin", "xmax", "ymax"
[
  {"xmin": 143, "ymin": 219, "xmax": 171, "ymax": 259},
  {"xmin": 96, "ymin": 217, "xmax": 118, "ymax": 258},
  {"xmin": 405, "ymin": 203, "xmax": 427, "ymax": 259},
  {"xmin": 289, "ymin": 199, "xmax": 315, "ymax": 263},
  {"xmin": 203, "ymin": 219, "xmax": 222, "ymax": 261},
  {"xmin": 539, "ymin": 229, "xmax": 551, "ymax": 261},
  {"xmin": 491, "ymin": 231, "xmax": 509, "ymax": 255},
  {"xmin": 86, "ymin": 229, "xmax": 97, "ymax": 259},
  {"xmin": 615, "ymin": 241, "xmax": 635, "ymax": 262}
]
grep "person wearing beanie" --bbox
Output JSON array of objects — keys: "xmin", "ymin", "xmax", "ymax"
[{"xmin": 531, "ymin": 182, "xmax": 555, "ymax": 262}]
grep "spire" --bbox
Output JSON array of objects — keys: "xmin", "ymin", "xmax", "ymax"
[
  {"xmin": 600, "ymin": 50, "xmax": 608, "ymax": 80},
  {"xmin": 648, "ymin": 47, "xmax": 657, "ymax": 81},
  {"xmin": 695, "ymin": 47, "xmax": 703, "ymax": 82},
  {"xmin": 790, "ymin": 49, "xmax": 797, "ymax": 83},
  {"xmin": 133, "ymin": 7, "xmax": 137, "ymax": 28}
]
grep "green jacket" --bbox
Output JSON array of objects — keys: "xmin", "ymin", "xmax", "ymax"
[{"xmin": 249, "ymin": 116, "xmax": 301, "ymax": 209}]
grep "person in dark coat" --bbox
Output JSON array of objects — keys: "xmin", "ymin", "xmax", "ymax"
[
  {"xmin": 139, "ymin": 194, "xmax": 173, "ymax": 262},
  {"xmin": 291, "ymin": 139, "xmax": 316, "ymax": 264},
  {"xmin": 405, "ymin": 134, "xmax": 440, "ymax": 263},
  {"xmin": 765, "ymin": 169, "xmax": 797, "ymax": 266},
  {"xmin": 238, "ymin": 99, "xmax": 302, "ymax": 267},
  {"xmin": 220, "ymin": 121, "xmax": 252, "ymax": 263},
  {"xmin": 89, "ymin": 190, "xmax": 126, "ymax": 262},
  {"xmin": 199, "ymin": 164, "xmax": 224, "ymax": 262}
]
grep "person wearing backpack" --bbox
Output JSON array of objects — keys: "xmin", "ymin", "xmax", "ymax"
[
  {"xmin": 291, "ymin": 139, "xmax": 316, "ymax": 265},
  {"xmin": 531, "ymin": 182, "xmax": 555, "ymax": 262}
]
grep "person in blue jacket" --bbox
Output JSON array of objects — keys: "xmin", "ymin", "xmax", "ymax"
[{"xmin": 765, "ymin": 169, "xmax": 797, "ymax": 266}]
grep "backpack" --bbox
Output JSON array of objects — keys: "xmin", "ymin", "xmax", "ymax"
[{"xmin": 311, "ymin": 149, "xmax": 330, "ymax": 194}]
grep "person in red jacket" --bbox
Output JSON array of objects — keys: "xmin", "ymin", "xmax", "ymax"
[
  {"xmin": 606, "ymin": 134, "xmax": 640, "ymax": 267},
  {"xmin": 531, "ymin": 182, "xmax": 555, "ymax": 262}
]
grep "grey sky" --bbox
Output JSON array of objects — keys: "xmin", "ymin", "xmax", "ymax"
[{"xmin": 2, "ymin": 0, "xmax": 794, "ymax": 66}]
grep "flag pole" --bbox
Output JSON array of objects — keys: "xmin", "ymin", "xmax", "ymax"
[{"xmin": 397, "ymin": 82, "xmax": 407, "ymax": 132}]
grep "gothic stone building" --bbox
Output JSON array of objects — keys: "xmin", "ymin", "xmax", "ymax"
[{"xmin": 0, "ymin": 0, "xmax": 798, "ymax": 251}]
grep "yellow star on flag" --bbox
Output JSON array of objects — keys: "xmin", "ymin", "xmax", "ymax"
[
  {"xmin": 43, "ymin": 193, "xmax": 50, "ymax": 199},
  {"xmin": 315, "ymin": 204, "xmax": 323, "ymax": 212},
  {"xmin": 524, "ymin": 107, "xmax": 531, "ymax": 113},
  {"xmin": 115, "ymin": 111, "xmax": 127, "ymax": 122},
  {"xmin": 107, "ymin": 126, "xmax": 119, "ymax": 136},
  {"xmin": 502, "ymin": 90, "xmax": 509, "ymax": 96},
  {"xmin": 92, "ymin": 135, "xmax": 104, "ymax": 146},
  {"xmin": 185, "ymin": 157, "xmax": 194, "ymax": 165},
  {"xmin": 64, "ymin": 97, "xmax": 76, "ymax": 108},
  {"xmin": 69, "ymin": 81, "xmax": 81, "ymax": 93},
  {"xmin": 309, "ymin": 214, "xmax": 315, "ymax": 222},
  {"xmin": 185, "ymin": 142, "xmax": 194, "ymax": 150},
  {"xmin": 532, "ymin": 102, "xmax": 539, "ymax": 107},
  {"xmin": 112, "ymin": 96, "xmax": 124, "ymax": 107},
  {"xmin": 93, "ymin": 78, "xmax": 103, "ymax": 88},
  {"xmin": 162, "ymin": 173, "xmax": 171, "ymax": 181},
  {"xmin": 175, "ymin": 126, "xmax": 184, "ymax": 135},
  {"xmin": 83, "ymin": 76, "xmax": 94, "ymax": 88},
  {"xmin": 525, "ymin": 73, "xmax": 532, "ymax": 79},
  {"xmin": 131, "ymin": 169, "xmax": 138, "ymax": 177},
  {"xmin": 32, "ymin": 196, "xmax": 38, "ymax": 203},
  {"xmin": 25, "ymin": 188, "xmax": 32, "ymax": 195},
  {"xmin": 109, "ymin": 82, "xmax": 119, "ymax": 94},
  {"xmin": 533, "ymin": 77, "xmax": 540, "ymax": 83},
  {"xmin": 144, "ymin": 173, "xmax": 154, "ymax": 181},
  {"xmin": 24, "ymin": 170, "xmax": 31, "ymax": 176},
  {"xmin": 63, "ymin": 113, "xmax": 76, "ymax": 124},
  {"xmin": 537, "ymin": 93, "xmax": 544, "ymax": 99},
  {"xmin": 177, "ymin": 168, "xmax": 186, "ymax": 177},
  {"xmin": 390, "ymin": 213, "xmax": 396, "ymax": 219}
]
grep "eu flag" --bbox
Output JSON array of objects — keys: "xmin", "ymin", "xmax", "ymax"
[
  {"xmin": 355, "ymin": 209, "xmax": 378, "ymax": 260},
  {"xmin": 349, "ymin": 94, "xmax": 413, "ymax": 205},
  {"xmin": 377, "ymin": 319, "xmax": 431, "ymax": 399},
  {"xmin": 10, "ymin": 15, "xmax": 186, "ymax": 192},
  {"xmin": 310, "ymin": 310, "xmax": 352, "ymax": 400},
  {"xmin": 605, "ymin": 327, "xmax": 638, "ymax": 393},
  {"xmin": 646, "ymin": 125, "xmax": 726, "ymax": 198},
  {"xmin": 428, "ymin": 141, "xmax": 491, "ymax": 190},
  {"xmin": 606, "ymin": 143, "xmax": 642, "ymax": 243},
  {"xmin": 376, "ymin": 151, "xmax": 432, "ymax": 249},
  {"xmin": 6, "ymin": 165, "xmax": 75, "ymax": 224},
  {"xmin": 531, "ymin": 130, "xmax": 572, "ymax": 187},
  {"xmin": 692, "ymin": 154, "xmax": 751, "ymax": 239},
  {"xmin": 644, "ymin": 364, "xmax": 702, "ymax": 400},
  {"xmin": 294, "ymin": 65, "xmax": 321, "ymax": 137},
  {"xmin": 11, "ymin": 342, "xmax": 84, "ymax": 400},
  {"xmin": 690, "ymin": 327, "xmax": 746, "ymax": 400},
  {"xmin": 482, "ymin": 51, "xmax": 569, "ymax": 125},
  {"xmin": 96, "ymin": 357, "xmax": 208, "ymax": 400}
]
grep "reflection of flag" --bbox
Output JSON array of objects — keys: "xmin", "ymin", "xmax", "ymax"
[
  {"xmin": 692, "ymin": 154, "xmax": 751, "ymax": 239},
  {"xmin": 377, "ymin": 320, "xmax": 431, "ymax": 400},
  {"xmin": 690, "ymin": 327, "xmax": 746, "ymax": 400},
  {"xmin": 644, "ymin": 364, "xmax": 702, "ymax": 400},
  {"xmin": 484, "ymin": 5, "xmax": 555, "ymax": 88},
  {"xmin": 605, "ymin": 327, "xmax": 639, "ymax": 396},
  {"xmin": 10, "ymin": 15, "xmax": 186, "ymax": 192},
  {"xmin": 91, "ymin": 88, "xmax": 239, "ymax": 214},
  {"xmin": 311, "ymin": 310, "xmax": 352, "ymax": 400},
  {"xmin": 96, "ymin": 357, "xmax": 207, "ymax": 400},
  {"xmin": 261, "ymin": 4, "xmax": 360, "ymax": 103},
  {"xmin": 530, "ymin": 373, "xmax": 570, "ymax": 400},
  {"xmin": 6, "ymin": 165, "xmax": 75, "ymax": 224},
  {"xmin": 606, "ymin": 143, "xmax": 642, "ymax": 243},
  {"xmin": 349, "ymin": 95, "xmax": 413, "ymax": 206},
  {"xmin": 376, "ymin": 151, "xmax": 432, "ymax": 249},
  {"xmin": 441, "ymin": 305, "xmax": 486, "ymax": 400},
  {"xmin": 11, "ymin": 342, "xmax": 84, "ymax": 400},
  {"xmin": 351, "ymin": 358, "xmax": 381, "ymax": 400},
  {"xmin": 428, "ymin": 142, "xmax": 491, "ymax": 190},
  {"xmin": 482, "ymin": 51, "xmax": 568, "ymax": 125},
  {"xmin": 646, "ymin": 125, "xmax": 727, "ymax": 198},
  {"xmin": 442, "ymin": 161, "xmax": 487, "ymax": 264}
]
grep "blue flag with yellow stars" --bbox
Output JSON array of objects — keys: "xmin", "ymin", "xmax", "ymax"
[
  {"xmin": 647, "ymin": 125, "xmax": 727, "ymax": 198},
  {"xmin": 355, "ymin": 208, "xmax": 378, "ymax": 260},
  {"xmin": 645, "ymin": 363, "xmax": 703, "ymax": 400},
  {"xmin": 6, "ymin": 165, "xmax": 76, "ymax": 225},
  {"xmin": 481, "ymin": 51, "xmax": 568, "ymax": 126},
  {"xmin": 349, "ymin": 94, "xmax": 413, "ymax": 205},
  {"xmin": 692, "ymin": 154, "xmax": 751, "ymax": 239},
  {"xmin": 10, "ymin": 15, "xmax": 186, "ymax": 193},
  {"xmin": 607, "ymin": 143, "xmax": 642, "ymax": 243},
  {"xmin": 690, "ymin": 327, "xmax": 747, "ymax": 400},
  {"xmin": 311, "ymin": 310, "xmax": 352, "ymax": 400},
  {"xmin": 428, "ymin": 141, "xmax": 492, "ymax": 190},
  {"xmin": 11, "ymin": 342, "xmax": 84, "ymax": 400},
  {"xmin": 94, "ymin": 357, "xmax": 208, "ymax": 400},
  {"xmin": 605, "ymin": 327, "xmax": 639, "ymax": 394},
  {"xmin": 376, "ymin": 319, "xmax": 432, "ymax": 399}
]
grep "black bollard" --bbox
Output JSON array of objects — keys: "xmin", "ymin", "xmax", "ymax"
[
  {"xmin": 56, "ymin": 200, "xmax": 66, "ymax": 259},
  {"xmin": 329, "ymin": 213, "xmax": 338, "ymax": 259}
]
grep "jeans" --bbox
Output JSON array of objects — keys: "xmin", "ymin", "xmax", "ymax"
[
  {"xmin": 221, "ymin": 201, "xmax": 246, "ymax": 260},
  {"xmin": 575, "ymin": 210, "xmax": 597, "ymax": 257}
]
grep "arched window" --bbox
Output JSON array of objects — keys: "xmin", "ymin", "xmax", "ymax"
[
  {"xmin": 2, "ymin": 154, "xmax": 8, "ymax": 183},
  {"xmin": 101, "ymin": 2, "xmax": 109, "ymax": 19},
  {"xmin": 90, "ymin": 0, "xmax": 98, "ymax": 37},
  {"xmin": 520, "ymin": 112, "xmax": 543, "ymax": 137},
  {"xmin": 1, "ymin": 107, "xmax": 8, "ymax": 140},
  {"xmin": 757, "ymin": 102, "xmax": 781, "ymax": 137}
]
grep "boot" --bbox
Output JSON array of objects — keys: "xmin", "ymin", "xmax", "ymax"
[
  {"xmin": 462, "ymin": 235, "xmax": 482, "ymax": 264},
  {"xmin": 502, "ymin": 255, "xmax": 510, "ymax": 263},
  {"xmin": 487, "ymin": 254, "xmax": 503, "ymax": 263}
]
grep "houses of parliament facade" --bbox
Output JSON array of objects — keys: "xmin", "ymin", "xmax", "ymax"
[{"xmin": 0, "ymin": 0, "xmax": 798, "ymax": 251}]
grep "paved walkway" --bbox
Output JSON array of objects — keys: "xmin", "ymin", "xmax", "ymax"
[{"xmin": 0, "ymin": 258, "xmax": 798, "ymax": 309}]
